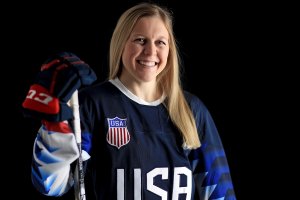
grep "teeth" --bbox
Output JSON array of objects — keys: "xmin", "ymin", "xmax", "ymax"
[{"xmin": 139, "ymin": 60, "xmax": 156, "ymax": 67}]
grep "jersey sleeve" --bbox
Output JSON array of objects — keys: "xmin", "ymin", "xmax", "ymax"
[
  {"xmin": 187, "ymin": 94, "xmax": 236, "ymax": 200},
  {"xmin": 31, "ymin": 121, "xmax": 80, "ymax": 196},
  {"xmin": 31, "ymin": 89, "xmax": 95, "ymax": 197}
]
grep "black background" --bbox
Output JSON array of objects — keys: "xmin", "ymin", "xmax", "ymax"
[{"xmin": 4, "ymin": 0, "xmax": 292, "ymax": 199}]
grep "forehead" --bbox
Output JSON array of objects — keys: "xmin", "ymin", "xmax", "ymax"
[{"xmin": 131, "ymin": 16, "xmax": 169, "ymax": 36}]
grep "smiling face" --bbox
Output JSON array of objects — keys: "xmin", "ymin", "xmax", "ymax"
[{"xmin": 120, "ymin": 16, "xmax": 170, "ymax": 84}]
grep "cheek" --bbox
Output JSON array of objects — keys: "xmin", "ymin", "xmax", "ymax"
[
  {"xmin": 128, "ymin": 43, "xmax": 141, "ymax": 54},
  {"xmin": 160, "ymin": 50, "xmax": 169, "ymax": 64},
  {"xmin": 159, "ymin": 52, "xmax": 169, "ymax": 71},
  {"xmin": 124, "ymin": 47, "xmax": 140, "ymax": 63},
  {"xmin": 122, "ymin": 47, "xmax": 134, "ymax": 64}
]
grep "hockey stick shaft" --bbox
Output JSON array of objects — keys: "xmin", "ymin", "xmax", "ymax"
[{"xmin": 70, "ymin": 90, "xmax": 86, "ymax": 200}]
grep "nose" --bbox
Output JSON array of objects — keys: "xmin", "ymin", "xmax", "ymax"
[{"xmin": 143, "ymin": 42, "xmax": 156, "ymax": 55}]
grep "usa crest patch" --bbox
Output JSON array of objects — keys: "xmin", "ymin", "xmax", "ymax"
[{"xmin": 106, "ymin": 117, "xmax": 130, "ymax": 149}]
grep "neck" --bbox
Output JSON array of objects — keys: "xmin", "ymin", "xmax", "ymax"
[{"xmin": 118, "ymin": 76, "xmax": 161, "ymax": 102}]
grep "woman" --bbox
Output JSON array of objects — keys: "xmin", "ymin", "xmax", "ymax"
[{"xmin": 27, "ymin": 2, "xmax": 236, "ymax": 200}]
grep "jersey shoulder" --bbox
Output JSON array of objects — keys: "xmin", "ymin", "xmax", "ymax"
[
  {"xmin": 183, "ymin": 91, "xmax": 208, "ymax": 113},
  {"xmin": 79, "ymin": 81, "xmax": 120, "ymax": 100}
]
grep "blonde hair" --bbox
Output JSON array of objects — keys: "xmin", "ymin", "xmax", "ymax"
[{"xmin": 109, "ymin": 2, "xmax": 200, "ymax": 149}]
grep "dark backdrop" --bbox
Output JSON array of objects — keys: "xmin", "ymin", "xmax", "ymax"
[{"xmin": 4, "ymin": 0, "xmax": 287, "ymax": 199}]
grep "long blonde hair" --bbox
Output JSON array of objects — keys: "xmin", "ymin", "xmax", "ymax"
[{"xmin": 109, "ymin": 2, "xmax": 200, "ymax": 149}]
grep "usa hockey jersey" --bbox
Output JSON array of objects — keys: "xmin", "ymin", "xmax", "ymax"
[{"xmin": 32, "ymin": 78, "xmax": 236, "ymax": 200}]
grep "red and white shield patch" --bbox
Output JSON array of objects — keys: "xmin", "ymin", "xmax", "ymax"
[{"xmin": 106, "ymin": 117, "xmax": 130, "ymax": 149}]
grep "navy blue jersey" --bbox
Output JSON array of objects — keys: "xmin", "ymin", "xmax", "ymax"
[{"xmin": 31, "ymin": 79, "xmax": 236, "ymax": 200}]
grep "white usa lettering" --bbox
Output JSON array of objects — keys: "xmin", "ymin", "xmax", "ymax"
[{"xmin": 117, "ymin": 167, "xmax": 192, "ymax": 200}]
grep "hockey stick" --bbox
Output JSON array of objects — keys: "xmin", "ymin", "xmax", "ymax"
[{"xmin": 70, "ymin": 90, "xmax": 86, "ymax": 200}]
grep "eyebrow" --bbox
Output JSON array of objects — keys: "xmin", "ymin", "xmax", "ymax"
[{"xmin": 131, "ymin": 34, "xmax": 169, "ymax": 40}]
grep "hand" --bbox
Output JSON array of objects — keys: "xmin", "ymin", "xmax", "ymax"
[{"xmin": 22, "ymin": 52, "xmax": 97, "ymax": 121}]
